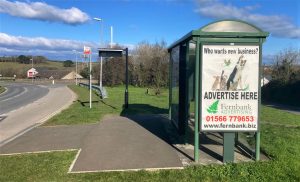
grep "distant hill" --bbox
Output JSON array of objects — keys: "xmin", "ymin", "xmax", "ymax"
[
  {"xmin": 0, "ymin": 60, "xmax": 100, "ymax": 78},
  {"xmin": 0, "ymin": 60, "xmax": 73, "ymax": 78}
]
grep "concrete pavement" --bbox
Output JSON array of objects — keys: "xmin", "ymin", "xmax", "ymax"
[
  {"xmin": 0, "ymin": 85, "xmax": 75, "ymax": 146},
  {"xmin": 0, "ymin": 115, "xmax": 184, "ymax": 172},
  {"xmin": 72, "ymin": 115, "xmax": 183, "ymax": 172}
]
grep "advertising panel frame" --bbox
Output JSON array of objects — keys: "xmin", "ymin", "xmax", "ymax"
[{"xmin": 199, "ymin": 42, "xmax": 262, "ymax": 132}]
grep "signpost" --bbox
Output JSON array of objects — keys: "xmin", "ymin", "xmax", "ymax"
[
  {"xmin": 98, "ymin": 48, "xmax": 129, "ymax": 108},
  {"xmin": 201, "ymin": 45, "xmax": 259, "ymax": 132},
  {"xmin": 84, "ymin": 46, "xmax": 92, "ymax": 109}
]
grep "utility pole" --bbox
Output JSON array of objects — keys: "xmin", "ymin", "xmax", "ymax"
[
  {"xmin": 93, "ymin": 17, "xmax": 103, "ymax": 88},
  {"xmin": 73, "ymin": 50, "xmax": 78, "ymax": 85},
  {"xmin": 89, "ymin": 53, "xmax": 92, "ymax": 108},
  {"xmin": 125, "ymin": 48, "xmax": 129, "ymax": 108},
  {"xmin": 110, "ymin": 26, "xmax": 113, "ymax": 48},
  {"xmin": 31, "ymin": 56, "xmax": 33, "ymax": 83}
]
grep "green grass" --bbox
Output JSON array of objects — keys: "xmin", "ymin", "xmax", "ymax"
[
  {"xmin": 44, "ymin": 85, "xmax": 168, "ymax": 125},
  {"xmin": 0, "ymin": 61, "xmax": 74, "ymax": 78},
  {"xmin": 1, "ymin": 86, "xmax": 299, "ymax": 181},
  {"xmin": 0, "ymin": 85, "xmax": 6, "ymax": 94},
  {"xmin": 261, "ymin": 106, "xmax": 300, "ymax": 126}
]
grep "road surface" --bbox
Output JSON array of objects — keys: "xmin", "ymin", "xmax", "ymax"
[
  {"xmin": 0, "ymin": 83, "xmax": 75, "ymax": 146},
  {"xmin": 0, "ymin": 83, "xmax": 49, "ymax": 115}
]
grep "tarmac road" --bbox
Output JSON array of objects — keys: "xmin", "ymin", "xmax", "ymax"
[
  {"xmin": 0, "ymin": 83, "xmax": 49, "ymax": 115},
  {"xmin": 0, "ymin": 83, "xmax": 75, "ymax": 146}
]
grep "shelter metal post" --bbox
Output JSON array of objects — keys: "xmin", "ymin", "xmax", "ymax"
[
  {"xmin": 124, "ymin": 48, "xmax": 129, "ymax": 108},
  {"xmin": 255, "ymin": 132, "xmax": 260, "ymax": 161},
  {"xmin": 194, "ymin": 40, "xmax": 200, "ymax": 162}
]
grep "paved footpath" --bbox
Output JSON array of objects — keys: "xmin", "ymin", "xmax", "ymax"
[
  {"xmin": 0, "ymin": 115, "xmax": 183, "ymax": 172},
  {"xmin": 0, "ymin": 85, "xmax": 76, "ymax": 146}
]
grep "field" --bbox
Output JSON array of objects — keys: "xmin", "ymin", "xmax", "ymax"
[
  {"xmin": 0, "ymin": 85, "xmax": 299, "ymax": 181},
  {"xmin": 0, "ymin": 61, "xmax": 75, "ymax": 78}
]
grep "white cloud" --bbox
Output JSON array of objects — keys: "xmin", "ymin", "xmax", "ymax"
[
  {"xmin": 0, "ymin": 32, "xmax": 97, "ymax": 50},
  {"xmin": 0, "ymin": 0, "xmax": 90, "ymax": 25},
  {"xmin": 0, "ymin": 33, "xmax": 136, "ymax": 60},
  {"xmin": 0, "ymin": 32, "xmax": 99, "ymax": 60},
  {"xmin": 195, "ymin": 0, "xmax": 300, "ymax": 39}
]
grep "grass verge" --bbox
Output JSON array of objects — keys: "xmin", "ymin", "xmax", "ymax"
[
  {"xmin": 44, "ymin": 85, "xmax": 168, "ymax": 126},
  {"xmin": 0, "ymin": 85, "xmax": 6, "ymax": 94}
]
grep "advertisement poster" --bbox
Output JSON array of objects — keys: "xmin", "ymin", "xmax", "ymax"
[{"xmin": 201, "ymin": 45, "xmax": 259, "ymax": 131}]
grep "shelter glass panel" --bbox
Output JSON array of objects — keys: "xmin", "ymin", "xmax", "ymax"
[
  {"xmin": 188, "ymin": 42, "xmax": 196, "ymax": 121},
  {"xmin": 171, "ymin": 46, "xmax": 180, "ymax": 127}
]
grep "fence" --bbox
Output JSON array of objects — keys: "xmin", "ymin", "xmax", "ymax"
[{"xmin": 78, "ymin": 83, "xmax": 108, "ymax": 99}]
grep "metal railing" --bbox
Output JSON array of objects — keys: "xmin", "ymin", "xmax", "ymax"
[{"xmin": 78, "ymin": 83, "xmax": 108, "ymax": 99}]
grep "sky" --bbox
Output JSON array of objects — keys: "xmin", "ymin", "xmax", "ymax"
[{"xmin": 0, "ymin": 0, "xmax": 299, "ymax": 62}]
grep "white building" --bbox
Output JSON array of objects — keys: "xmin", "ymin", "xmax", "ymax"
[{"xmin": 27, "ymin": 68, "xmax": 38, "ymax": 78}]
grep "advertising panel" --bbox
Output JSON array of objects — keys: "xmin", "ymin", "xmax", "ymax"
[{"xmin": 201, "ymin": 45, "xmax": 259, "ymax": 131}]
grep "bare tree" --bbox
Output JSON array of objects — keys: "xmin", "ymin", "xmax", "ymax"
[
  {"xmin": 272, "ymin": 48, "xmax": 300, "ymax": 83},
  {"xmin": 133, "ymin": 41, "xmax": 169, "ymax": 94}
]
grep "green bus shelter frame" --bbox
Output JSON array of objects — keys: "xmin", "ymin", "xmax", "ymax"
[{"xmin": 168, "ymin": 19, "xmax": 269, "ymax": 163}]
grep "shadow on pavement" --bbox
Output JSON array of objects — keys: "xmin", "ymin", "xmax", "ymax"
[
  {"xmin": 120, "ymin": 103, "xmax": 269, "ymax": 164},
  {"xmin": 121, "ymin": 104, "xmax": 168, "ymax": 115}
]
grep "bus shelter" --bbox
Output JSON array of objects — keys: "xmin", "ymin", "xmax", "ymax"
[{"xmin": 168, "ymin": 20, "xmax": 269, "ymax": 162}]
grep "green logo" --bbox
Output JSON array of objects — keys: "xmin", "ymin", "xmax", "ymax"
[
  {"xmin": 207, "ymin": 100, "xmax": 219, "ymax": 114},
  {"xmin": 243, "ymin": 84, "xmax": 249, "ymax": 91}
]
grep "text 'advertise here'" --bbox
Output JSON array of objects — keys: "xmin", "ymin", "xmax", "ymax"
[{"xmin": 201, "ymin": 45, "xmax": 259, "ymax": 132}]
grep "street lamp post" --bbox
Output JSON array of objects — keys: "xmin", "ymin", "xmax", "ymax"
[
  {"xmin": 73, "ymin": 50, "xmax": 78, "ymax": 85},
  {"xmin": 31, "ymin": 56, "xmax": 33, "ymax": 83},
  {"xmin": 93, "ymin": 17, "xmax": 103, "ymax": 88}
]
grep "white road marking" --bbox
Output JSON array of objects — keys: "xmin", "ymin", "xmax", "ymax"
[
  {"xmin": 68, "ymin": 149, "xmax": 82, "ymax": 173},
  {"xmin": 69, "ymin": 166, "xmax": 184, "ymax": 173},
  {"xmin": 0, "ymin": 87, "xmax": 28, "ymax": 102},
  {"xmin": 0, "ymin": 149, "xmax": 78, "ymax": 156},
  {"xmin": 0, "ymin": 86, "xmax": 8, "ymax": 96}
]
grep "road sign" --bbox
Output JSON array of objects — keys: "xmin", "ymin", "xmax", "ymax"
[
  {"xmin": 84, "ymin": 46, "xmax": 91, "ymax": 55},
  {"xmin": 99, "ymin": 48, "xmax": 123, "ymax": 57}
]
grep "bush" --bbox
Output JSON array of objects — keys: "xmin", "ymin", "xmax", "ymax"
[
  {"xmin": 63, "ymin": 60, "xmax": 74, "ymax": 67},
  {"xmin": 262, "ymin": 80, "xmax": 300, "ymax": 107}
]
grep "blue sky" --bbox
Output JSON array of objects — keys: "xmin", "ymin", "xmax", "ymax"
[{"xmin": 0, "ymin": 0, "xmax": 299, "ymax": 62}]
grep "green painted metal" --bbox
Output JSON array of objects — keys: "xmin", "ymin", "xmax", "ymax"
[
  {"xmin": 194, "ymin": 38, "xmax": 200, "ymax": 162},
  {"xmin": 169, "ymin": 47, "xmax": 173, "ymax": 120},
  {"xmin": 256, "ymin": 131, "xmax": 261, "ymax": 161},
  {"xmin": 198, "ymin": 38, "xmax": 262, "ymax": 43},
  {"xmin": 168, "ymin": 19, "xmax": 268, "ymax": 51},
  {"xmin": 256, "ymin": 38, "xmax": 264, "ymax": 161},
  {"xmin": 223, "ymin": 133, "xmax": 235, "ymax": 163},
  {"xmin": 184, "ymin": 42, "xmax": 190, "ymax": 144},
  {"xmin": 235, "ymin": 133, "xmax": 239, "ymax": 146}
]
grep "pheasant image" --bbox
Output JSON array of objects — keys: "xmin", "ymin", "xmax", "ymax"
[{"xmin": 224, "ymin": 59, "xmax": 231, "ymax": 66}]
